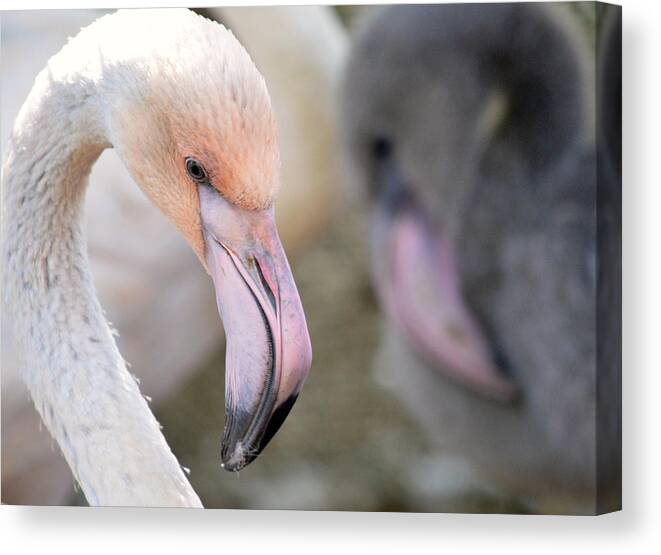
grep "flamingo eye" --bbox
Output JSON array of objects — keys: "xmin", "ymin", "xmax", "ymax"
[
  {"xmin": 371, "ymin": 136, "xmax": 392, "ymax": 161},
  {"xmin": 185, "ymin": 157, "xmax": 209, "ymax": 183}
]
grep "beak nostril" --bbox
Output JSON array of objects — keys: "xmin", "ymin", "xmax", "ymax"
[{"xmin": 255, "ymin": 258, "xmax": 277, "ymax": 313}]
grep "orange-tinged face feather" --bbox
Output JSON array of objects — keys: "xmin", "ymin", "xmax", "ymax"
[
  {"xmin": 106, "ymin": 14, "xmax": 281, "ymax": 266},
  {"xmin": 175, "ymin": 113, "xmax": 280, "ymax": 211}
]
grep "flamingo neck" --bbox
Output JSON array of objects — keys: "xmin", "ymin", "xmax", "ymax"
[{"xmin": 1, "ymin": 45, "xmax": 201, "ymax": 508}]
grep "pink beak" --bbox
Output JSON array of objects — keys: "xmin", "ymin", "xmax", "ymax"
[
  {"xmin": 372, "ymin": 203, "xmax": 516, "ymax": 401},
  {"xmin": 199, "ymin": 185, "xmax": 312, "ymax": 471}
]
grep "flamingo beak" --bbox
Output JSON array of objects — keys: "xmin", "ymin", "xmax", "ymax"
[
  {"xmin": 198, "ymin": 185, "xmax": 312, "ymax": 471},
  {"xmin": 371, "ymin": 160, "xmax": 516, "ymax": 401}
]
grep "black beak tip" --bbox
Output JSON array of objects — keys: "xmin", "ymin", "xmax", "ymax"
[
  {"xmin": 219, "ymin": 393, "xmax": 300, "ymax": 473},
  {"xmin": 257, "ymin": 393, "xmax": 299, "ymax": 453}
]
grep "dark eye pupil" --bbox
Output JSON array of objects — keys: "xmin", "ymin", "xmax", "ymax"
[
  {"xmin": 371, "ymin": 137, "xmax": 392, "ymax": 160},
  {"xmin": 185, "ymin": 158, "xmax": 208, "ymax": 183}
]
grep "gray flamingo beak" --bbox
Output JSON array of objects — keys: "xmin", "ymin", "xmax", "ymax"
[{"xmin": 199, "ymin": 185, "xmax": 312, "ymax": 471}]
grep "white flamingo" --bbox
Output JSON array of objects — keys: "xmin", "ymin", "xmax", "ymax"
[
  {"xmin": 2, "ymin": 7, "xmax": 346, "ymax": 507},
  {"xmin": 1, "ymin": 8, "xmax": 312, "ymax": 507}
]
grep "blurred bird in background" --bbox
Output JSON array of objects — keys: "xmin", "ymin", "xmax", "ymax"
[{"xmin": 341, "ymin": 2, "xmax": 620, "ymax": 514}]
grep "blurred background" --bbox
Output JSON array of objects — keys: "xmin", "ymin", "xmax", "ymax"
[{"xmin": 1, "ymin": 4, "xmax": 609, "ymax": 513}]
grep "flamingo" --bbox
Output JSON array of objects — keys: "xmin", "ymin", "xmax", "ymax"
[
  {"xmin": 2, "ymin": 6, "xmax": 346, "ymax": 507},
  {"xmin": 341, "ymin": 3, "xmax": 620, "ymax": 513},
  {"xmin": 1, "ymin": 8, "xmax": 312, "ymax": 507}
]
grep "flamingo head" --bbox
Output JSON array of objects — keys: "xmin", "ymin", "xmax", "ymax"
[{"xmin": 107, "ymin": 11, "xmax": 312, "ymax": 471}]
